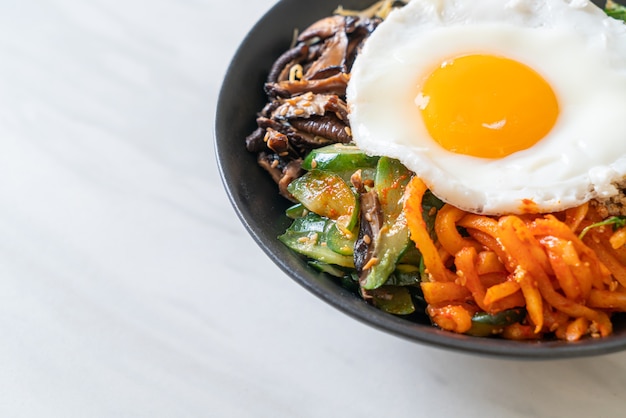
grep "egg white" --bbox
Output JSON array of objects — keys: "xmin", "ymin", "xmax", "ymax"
[{"xmin": 347, "ymin": 0, "xmax": 626, "ymax": 214}]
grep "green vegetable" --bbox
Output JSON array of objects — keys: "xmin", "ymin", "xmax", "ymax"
[
  {"xmin": 326, "ymin": 223, "xmax": 356, "ymax": 255},
  {"xmin": 308, "ymin": 261, "xmax": 359, "ymax": 293},
  {"xmin": 466, "ymin": 309, "xmax": 526, "ymax": 337},
  {"xmin": 287, "ymin": 170, "xmax": 359, "ymax": 232},
  {"xmin": 308, "ymin": 260, "xmax": 350, "ymax": 278},
  {"xmin": 278, "ymin": 213, "xmax": 354, "ymax": 268},
  {"xmin": 301, "ymin": 143, "xmax": 379, "ymax": 172},
  {"xmin": 282, "ymin": 145, "xmax": 427, "ymax": 318},
  {"xmin": 578, "ymin": 216, "xmax": 626, "ymax": 240},
  {"xmin": 385, "ymin": 264, "xmax": 421, "ymax": 286},
  {"xmin": 606, "ymin": 0, "xmax": 626, "ymax": 21},
  {"xmin": 365, "ymin": 286, "xmax": 416, "ymax": 315},
  {"xmin": 285, "ymin": 203, "xmax": 308, "ymax": 219},
  {"xmin": 397, "ymin": 243, "xmax": 421, "ymax": 266},
  {"xmin": 421, "ymin": 190, "xmax": 445, "ymax": 241},
  {"xmin": 360, "ymin": 157, "xmax": 413, "ymax": 290}
]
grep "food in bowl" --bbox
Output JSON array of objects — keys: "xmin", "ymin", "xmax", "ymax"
[{"xmin": 245, "ymin": 0, "xmax": 626, "ymax": 341}]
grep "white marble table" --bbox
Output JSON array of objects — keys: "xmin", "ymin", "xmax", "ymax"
[{"xmin": 1, "ymin": 0, "xmax": 625, "ymax": 416}]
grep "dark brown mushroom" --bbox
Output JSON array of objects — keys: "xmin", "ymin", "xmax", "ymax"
[
  {"xmin": 345, "ymin": 18, "xmax": 382, "ymax": 69},
  {"xmin": 245, "ymin": 127, "xmax": 267, "ymax": 153},
  {"xmin": 267, "ymin": 43, "xmax": 309, "ymax": 84},
  {"xmin": 270, "ymin": 93, "xmax": 349, "ymax": 122},
  {"xmin": 247, "ymin": 14, "xmax": 385, "ymax": 198},
  {"xmin": 265, "ymin": 72, "xmax": 350, "ymax": 97},
  {"xmin": 265, "ymin": 128, "xmax": 291, "ymax": 155},
  {"xmin": 303, "ymin": 22, "xmax": 348, "ymax": 80},
  {"xmin": 278, "ymin": 159, "xmax": 304, "ymax": 200},
  {"xmin": 297, "ymin": 15, "xmax": 346, "ymax": 43},
  {"xmin": 354, "ymin": 189, "xmax": 383, "ymax": 282},
  {"xmin": 256, "ymin": 153, "xmax": 304, "ymax": 201},
  {"xmin": 256, "ymin": 116, "xmax": 335, "ymax": 151},
  {"xmin": 257, "ymin": 152, "xmax": 285, "ymax": 185},
  {"xmin": 289, "ymin": 115, "xmax": 351, "ymax": 144}
]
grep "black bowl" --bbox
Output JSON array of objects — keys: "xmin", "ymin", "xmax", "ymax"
[{"xmin": 215, "ymin": 0, "xmax": 626, "ymax": 359}]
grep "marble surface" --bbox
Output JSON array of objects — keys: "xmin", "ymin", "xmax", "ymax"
[{"xmin": 1, "ymin": 0, "xmax": 626, "ymax": 416}]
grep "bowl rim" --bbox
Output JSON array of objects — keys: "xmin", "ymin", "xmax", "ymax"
[{"xmin": 215, "ymin": 0, "xmax": 626, "ymax": 360}]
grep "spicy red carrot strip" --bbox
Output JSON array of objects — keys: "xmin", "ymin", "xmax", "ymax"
[{"xmin": 404, "ymin": 177, "xmax": 456, "ymax": 282}]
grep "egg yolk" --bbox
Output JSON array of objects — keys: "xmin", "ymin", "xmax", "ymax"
[{"xmin": 417, "ymin": 54, "xmax": 559, "ymax": 159}]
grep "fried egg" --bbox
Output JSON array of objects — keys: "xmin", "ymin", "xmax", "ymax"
[{"xmin": 347, "ymin": 0, "xmax": 626, "ymax": 215}]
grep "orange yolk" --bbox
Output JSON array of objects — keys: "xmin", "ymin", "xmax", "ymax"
[{"xmin": 417, "ymin": 54, "xmax": 559, "ymax": 159}]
